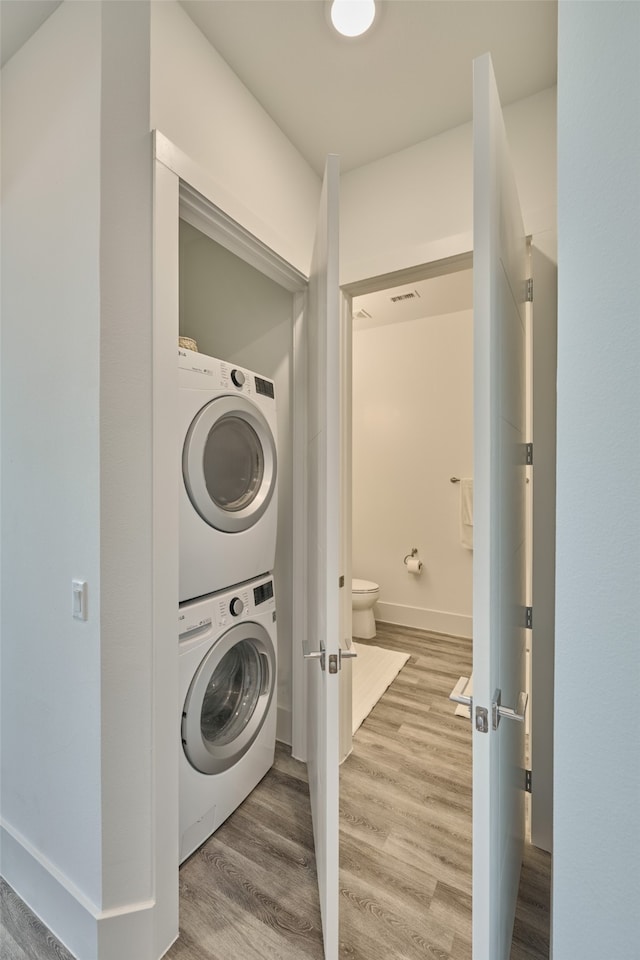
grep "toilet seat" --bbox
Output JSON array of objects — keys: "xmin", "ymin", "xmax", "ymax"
[{"xmin": 352, "ymin": 578, "xmax": 379, "ymax": 594}]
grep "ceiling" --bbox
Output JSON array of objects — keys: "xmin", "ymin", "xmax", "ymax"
[
  {"xmin": 173, "ymin": 0, "xmax": 555, "ymax": 321},
  {"xmin": 178, "ymin": 0, "xmax": 557, "ymax": 175},
  {"xmin": 3, "ymin": 1, "xmax": 557, "ymax": 175},
  {"xmin": 1, "ymin": 0, "xmax": 555, "ymax": 327}
]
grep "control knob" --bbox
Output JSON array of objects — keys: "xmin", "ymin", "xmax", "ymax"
[
  {"xmin": 231, "ymin": 368, "xmax": 245, "ymax": 388},
  {"xmin": 230, "ymin": 597, "xmax": 244, "ymax": 617}
]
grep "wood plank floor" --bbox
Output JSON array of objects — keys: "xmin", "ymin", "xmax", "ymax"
[{"xmin": 1, "ymin": 623, "xmax": 550, "ymax": 960}]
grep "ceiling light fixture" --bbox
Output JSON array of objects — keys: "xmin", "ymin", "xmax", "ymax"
[{"xmin": 329, "ymin": 0, "xmax": 377, "ymax": 38}]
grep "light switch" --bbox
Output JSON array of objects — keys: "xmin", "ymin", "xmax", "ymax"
[{"xmin": 72, "ymin": 580, "xmax": 88, "ymax": 621}]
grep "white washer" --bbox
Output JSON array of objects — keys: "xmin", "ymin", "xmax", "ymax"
[
  {"xmin": 178, "ymin": 573, "xmax": 277, "ymax": 863},
  {"xmin": 179, "ymin": 349, "xmax": 278, "ymax": 602}
]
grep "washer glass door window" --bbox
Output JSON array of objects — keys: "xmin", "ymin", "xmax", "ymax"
[
  {"xmin": 201, "ymin": 639, "xmax": 264, "ymax": 745},
  {"xmin": 182, "ymin": 621, "xmax": 275, "ymax": 774},
  {"xmin": 183, "ymin": 395, "xmax": 277, "ymax": 533}
]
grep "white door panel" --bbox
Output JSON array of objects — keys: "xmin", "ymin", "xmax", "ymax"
[
  {"xmin": 305, "ymin": 155, "xmax": 341, "ymax": 960},
  {"xmin": 472, "ymin": 53, "xmax": 528, "ymax": 960}
]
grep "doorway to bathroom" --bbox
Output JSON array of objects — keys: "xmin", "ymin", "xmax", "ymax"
[
  {"xmin": 338, "ymin": 255, "xmax": 480, "ymax": 957},
  {"xmin": 350, "ymin": 263, "xmax": 475, "ymax": 647},
  {"xmin": 341, "ymin": 253, "xmax": 475, "ymax": 750}
]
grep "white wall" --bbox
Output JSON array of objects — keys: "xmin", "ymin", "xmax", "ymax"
[
  {"xmin": 352, "ymin": 303, "xmax": 473, "ymax": 638},
  {"xmin": 554, "ymin": 3, "xmax": 640, "ymax": 958},
  {"xmin": 1, "ymin": 4, "xmax": 172, "ymax": 958},
  {"xmin": 340, "ymin": 85, "xmax": 557, "ymax": 284},
  {"xmin": 151, "ymin": 1, "xmax": 320, "ymax": 276},
  {"xmin": 179, "ymin": 222, "xmax": 296, "ymax": 743},
  {"xmin": 1, "ymin": 0, "xmax": 103, "ymax": 907}
]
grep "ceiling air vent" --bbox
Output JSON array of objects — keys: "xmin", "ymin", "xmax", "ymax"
[{"xmin": 389, "ymin": 290, "xmax": 421, "ymax": 303}]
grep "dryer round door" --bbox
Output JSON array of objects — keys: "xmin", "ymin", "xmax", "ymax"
[
  {"xmin": 182, "ymin": 621, "xmax": 276, "ymax": 775},
  {"xmin": 183, "ymin": 395, "xmax": 277, "ymax": 533}
]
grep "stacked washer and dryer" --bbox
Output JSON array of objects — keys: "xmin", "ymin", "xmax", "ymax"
[{"xmin": 178, "ymin": 348, "xmax": 279, "ymax": 863}]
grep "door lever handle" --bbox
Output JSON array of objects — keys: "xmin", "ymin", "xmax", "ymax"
[
  {"xmin": 449, "ymin": 676, "xmax": 472, "ymax": 708},
  {"xmin": 492, "ymin": 689, "xmax": 528, "ymax": 730},
  {"xmin": 338, "ymin": 648, "xmax": 358, "ymax": 670},
  {"xmin": 304, "ymin": 650, "xmax": 325, "ymax": 670}
]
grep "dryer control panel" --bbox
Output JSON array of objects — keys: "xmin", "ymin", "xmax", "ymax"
[{"xmin": 178, "ymin": 348, "xmax": 276, "ymax": 405}]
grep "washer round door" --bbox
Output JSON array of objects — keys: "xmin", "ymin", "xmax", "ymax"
[
  {"xmin": 182, "ymin": 621, "xmax": 276, "ymax": 775},
  {"xmin": 183, "ymin": 395, "xmax": 277, "ymax": 533}
]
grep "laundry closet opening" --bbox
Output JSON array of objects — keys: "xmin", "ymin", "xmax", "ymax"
[{"xmin": 178, "ymin": 218, "xmax": 299, "ymax": 751}]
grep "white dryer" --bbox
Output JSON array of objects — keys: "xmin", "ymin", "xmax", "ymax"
[
  {"xmin": 178, "ymin": 573, "xmax": 277, "ymax": 863},
  {"xmin": 179, "ymin": 349, "xmax": 278, "ymax": 602}
]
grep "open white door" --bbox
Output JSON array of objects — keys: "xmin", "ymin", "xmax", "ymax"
[
  {"xmin": 304, "ymin": 154, "xmax": 341, "ymax": 960},
  {"xmin": 472, "ymin": 53, "xmax": 529, "ymax": 959}
]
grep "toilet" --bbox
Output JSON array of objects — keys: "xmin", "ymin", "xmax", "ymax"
[{"xmin": 351, "ymin": 579, "xmax": 380, "ymax": 639}]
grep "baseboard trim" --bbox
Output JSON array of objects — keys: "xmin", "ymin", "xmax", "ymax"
[
  {"xmin": 374, "ymin": 601, "xmax": 472, "ymax": 639},
  {"xmin": 1, "ymin": 821, "xmax": 158, "ymax": 960}
]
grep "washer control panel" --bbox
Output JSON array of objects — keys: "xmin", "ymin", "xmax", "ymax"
[{"xmin": 179, "ymin": 577, "xmax": 275, "ymax": 638}]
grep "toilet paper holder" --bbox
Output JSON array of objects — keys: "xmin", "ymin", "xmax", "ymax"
[{"xmin": 403, "ymin": 547, "xmax": 419, "ymax": 565}]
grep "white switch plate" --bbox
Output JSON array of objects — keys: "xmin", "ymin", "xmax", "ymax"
[{"xmin": 72, "ymin": 580, "xmax": 88, "ymax": 621}]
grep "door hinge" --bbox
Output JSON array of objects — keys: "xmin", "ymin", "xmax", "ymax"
[
  {"xmin": 525, "ymin": 606, "xmax": 533, "ymax": 630},
  {"xmin": 526, "ymin": 277, "xmax": 534, "ymax": 302},
  {"xmin": 525, "ymin": 769, "xmax": 532, "ymax": 794},
  {"xmin": 339, "ymin": 575, "xmax": 345, "ymax": 588},
  {"xmin": 526, "ymin": 442, "xmax": 534, "ymax": 466}
]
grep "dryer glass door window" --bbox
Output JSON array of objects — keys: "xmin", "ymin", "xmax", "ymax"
[
  {"xmin": 183, "ymin": 395, "xmax": 277, "ymax": 533},
  {"xmin": 182, "ymin": 622, "xmax": 276, "ymax": 775},
  {"xmin": 204, "ymin": 416, "xmax": 264, "ymax": 512},
  {"xmin": 201, "ymin": 640, "xmax": 265, "ymax": 746}
]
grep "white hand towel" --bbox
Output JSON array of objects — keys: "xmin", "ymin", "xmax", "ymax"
[{"xmin": 460, "ymin": 478, "xmax": 473, "ymax": 550}]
